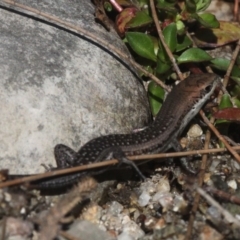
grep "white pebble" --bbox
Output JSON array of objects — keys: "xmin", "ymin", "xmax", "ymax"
[{"xmin": 138, "ymin": 191, "xmax": 151, "ymax": 207}]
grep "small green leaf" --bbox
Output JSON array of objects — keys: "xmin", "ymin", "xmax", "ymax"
[
  {"xmin": 210, "ymin": 58, "xmax": 240, "ymax": 77},
  {"xmin": 148, "ymin": 81, "xmax": 165, "ymax": 116},
  {"xmin": 185, "ymin": 0, "xmax": 196, "ymax": 13},
  {"xmin": 216, "ymin": 94, "xmax": 233, "ymax": 124},
  {"xmin": 176, "ymin": 35, "xmax": 192, "ymax": 52},
  {"xmin": 126, "ymin": 32, "xmax": 157, "ymax": 61},
  {"xmin": 104, "ymin": 2, "xmax": 113, "ymax": 11},
  {"xmin": 156, "ymin": 0, "xmax": 178, "ymax": 15},
  {"xmin": 211, "ymin": 58, "xmax": 229, "ymax": 70},
  {"xmin": 193, "ymin": 13, "xmax": 219, "ymax": 28},
  {"xmin": 126, "ymin": 11, "xmax": 153, "ymax": 28},
  {"xmin": 165, "ymin": 0, "xmax": 177, "ymax": 4},
  {"xmin": 176, "ymin": 20, "xmax": 185, "ymax": 35},
  {"xmin": 231, "ymin": 85, "xmax": 240, "ymax": 98},
  {"xmin": 156, "ymin": 0, "xmax": 176, "ymax": 7},
  {"xmin": 157, "ymin": 40, "xmax": 169, "ymax": 62},
  {"xmin": 177, "ymin": 48, "xmax": 212, "ymax": 63},
  {"xmin": 184, "ymin": 0, "xmax": 212, "ymax": 14},
  {"xmin": 163, "ymin": 23, "xmax": 177, "ymax": 52},
  {"xmin": 156, "ymin": 0, "xmax": 178, "ymax": 19},
  {"xmin": 219, "ymin": 94, "xmax": 233, "ymax": 110},
  {"xmin": 138, "ymin": 0, "xmax": 149, "ymax": 7},
  {"xmin": 156, "ymin": 59, "xmax": 172, "ymax": 74},
  {"xmin": 232, "ymin": 98, "xmax": 240, "ymax": 108},
  {"xmin": 231, "ymin": 76, "xmax": 240, "ymax": 86},
  {"xmin": 195, "ymin": 0, "xmax": 211, "ymax": 12}
]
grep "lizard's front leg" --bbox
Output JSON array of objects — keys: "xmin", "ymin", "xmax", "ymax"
[
  {"xmin": 95, "ymin": 146, "xmax": 146, "ymax": 180},
  {"xmin": 54, "ymin": 144, "xmax": 145, "ymax": 180},
  {"xmin": 54, "ymin": 144, "xmax": 77, "ymax": 168}
]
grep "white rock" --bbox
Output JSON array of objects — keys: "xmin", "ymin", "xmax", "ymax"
[
  {"xmin": 0, "ymin": 1, "xmax": 150, "ymax": 174},
  {"xmin": 138, "ymin": 191, "xmax": 151, "ymax": 207},
  {"xmin": 187, "ymin": 124, "xmax": 203, "ymax": 138},
  {"xmin": 153, "ymin": 192, "xmax": 173, "ymax": 210},
  {"xmin": 227, "ymin": 179, "xmax": 237, "ymax": 190},
  {"xmin": 107, "ymin": 201, "xmax": 124, "ymax": 216},
  {"xmin": 121, "ymin": 216, "xmax": 144, "ymax": 240},
  {"xmin": 156, "ymin": 177, "xmax": 171, "ymax": 193},
  {"xmin": 117, "ymin": 232, "xmax": 134, "ymax": 240}
]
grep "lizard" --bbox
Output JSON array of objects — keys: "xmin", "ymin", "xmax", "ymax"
[{"xmin": 6, "ymin": 73, "xmax": 220, "ymax": 189}]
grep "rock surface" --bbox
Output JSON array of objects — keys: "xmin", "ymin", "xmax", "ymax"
[
  {"xmin": 0, "ymin": 1, "xmax": 150, "ymax": 174},
  {"xmin": 66, "ymin": 220, "xmax": 116, "ymax": 240}
]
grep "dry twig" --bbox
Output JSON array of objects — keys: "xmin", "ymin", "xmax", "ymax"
[
  {"xmin": 197, "ymin": 187, "xmax": 240, "ymax": 227},
  {"xmin": 1, "ymin": 145, "xmax": 240, "ymax": 188},
  {"xmin": 205, "ymin": 186, "xmax": 240, "ymax": 205},
  {"xmin": 149, "ymin": 0, "xmax": 183, "ymax": 80}
]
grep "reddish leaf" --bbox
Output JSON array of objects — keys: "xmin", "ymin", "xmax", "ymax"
[
  {"xmin": 126, "ymin": 10, "xmax": 153, "ymax": 29},
  {"xmin": 116, "ymin": 8, "xmax": 138, "ymax": 34},
  {"xmin": 214, "ymin": 108, "xmax": 240, "ymax": 122}
]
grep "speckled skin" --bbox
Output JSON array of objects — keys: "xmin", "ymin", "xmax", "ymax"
[{"xmin": 10, "ymin": 73, "xmax": 220, "ymax": 189}]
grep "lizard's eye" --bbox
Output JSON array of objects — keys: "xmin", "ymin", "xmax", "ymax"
[{"xmin": 204, "ymin": 84, "xmax": 212, "ymax": 93}]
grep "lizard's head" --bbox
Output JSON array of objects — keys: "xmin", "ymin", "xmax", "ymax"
[{"xmin": 183, "ymin": 73, "xmax": 221, "ymax": 100}]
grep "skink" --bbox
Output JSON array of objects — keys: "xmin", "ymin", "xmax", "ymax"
[{"xmin": 8, "ymin": 73, "xmax": 220, "ymax": 189}]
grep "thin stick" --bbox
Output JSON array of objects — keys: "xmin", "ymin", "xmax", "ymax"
[
  {"xmin": 224, "ymin": 38, "xmax": 240, "ymax": 87},
  {"xmin": 149, "ymin": 0, "xmax": 183, "ymax": 80},
  {"xmin": 197, "ymin": 187, "xmax": 240, "ymax": 227},
  {"xmin": 1, "ymin": 145, "xmax": 240, "ymax": 188},
  {"xmin": 200, "ymin": 110, "xmax": 240, "ymax": 163},
  {"xmin": 205, "ymin": 186, "xmax": 240, "ymax": 205}
]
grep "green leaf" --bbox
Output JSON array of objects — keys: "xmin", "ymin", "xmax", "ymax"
[
  {"xmin": 193, "ymin": 13, "xmax": 219, "ymax": 28},
  {"xmin": 185, "ymin": 0, "xmax": 211, "ymax": 13},
  {"xmin": 232, "ymin": 98, "xmax": 240, "ymax": 108},
  {"xmin": 219, "ymin": 94, "xmax": 233, "ymax": 110},
  {"xmin": 156, "ymin": 59, "xmax": 172, "ymax": 74},
  {"xmin": 231, "ymin": 85, "xmax": 240, "ymax": 98},
  {"xmin": 156, "ymin": 39, "xmax": 171, "ymax": 74},
  {"xmin": 176, "ymin": 35, "xmax": 192, "ymax": 52},
  {"xmin": 138, "ymin": 0, "xmax": 149, "ymax": 7},
  {"xmin": 185, "ymin": 0, "xmax": 196, "ymax": 13},
  {"xmin": 177, "ymin": 48, "xmax": 212, "ymax": 63},
  {"xmin": 126, "ymin": 32, "xmax": 157, "ymax": 61},
  {"xmin": 164, "ymin": 0, "xmax": 177, "ymax": 4},
  {"xmin": 211, "ymin": 58, "xmax": 230, "ymax": 71},
  {"xmin": 157, "ymin": 40, "xmax": 168, "ymax": 61},
  {"xmin": 156, "ymin": 0, "xmax": 176, "ymax": 7},
  {"xmin": 176, "ymin": 20, "xmax": 186, "ymax": 35},
  {"xmin": 195, "ymin": 0, "xmax": 211, "ymax": 12},
  {"xmin": 104, "ymin": 2, "xmax": 113, "ymax": 11},
  {"xmin": 210, "ymin": 58, "xmax": 240, "ymax": 77},
  {"xmin": 231, "ymin": 76, "xmax": 240, "ymax": 86},
  {"xmin": 156, "ymin": 0, "xmax": 178, "ymax": 14},
  {"xmin": 163, "ymin": 23, "xmax": 177, "ymax": 52},
  {"xmin": 126, "ymin": 11, "xmax": 153, "ymax": 28},
  {"xmin": 216, "ymin": 94, "xmax": 233, "ymax": 124},
  {"xmin": 148, "ymin": 81, "xmax": 165, "ymax": 116}
]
